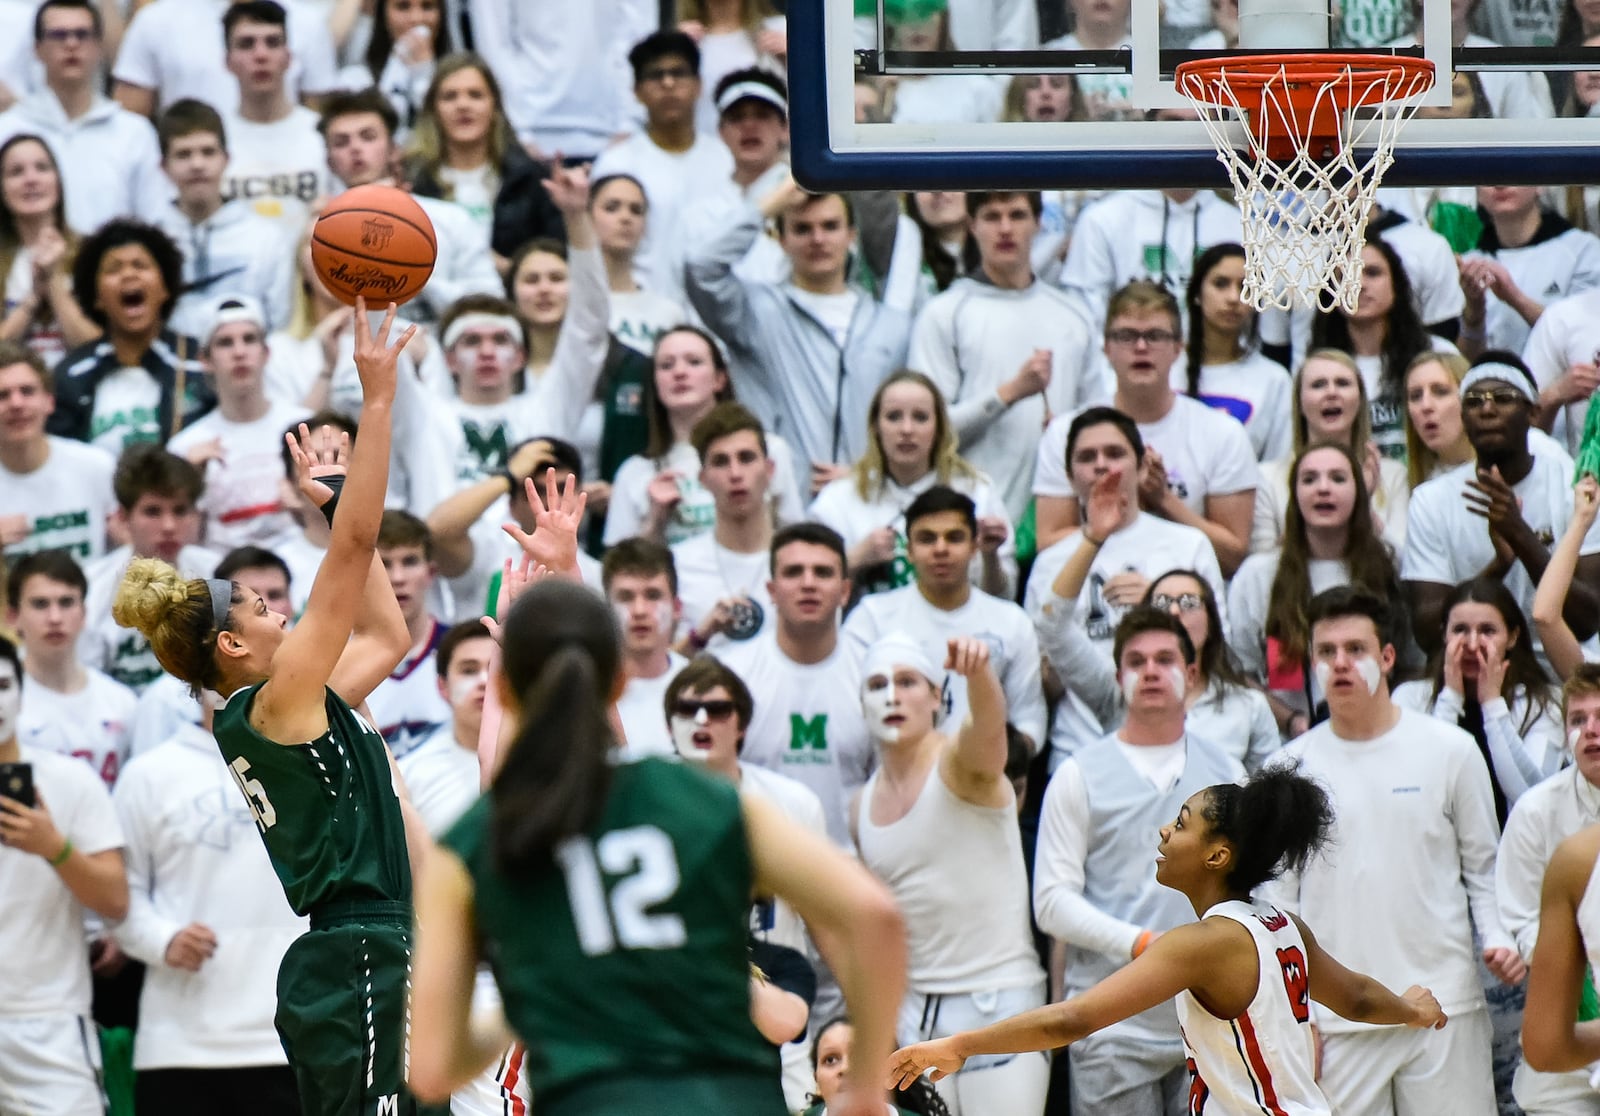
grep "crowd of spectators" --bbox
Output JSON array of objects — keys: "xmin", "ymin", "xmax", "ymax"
[{"xmin": 3, "ymin": 0, "xmax": 1600, "ymax": 1113}]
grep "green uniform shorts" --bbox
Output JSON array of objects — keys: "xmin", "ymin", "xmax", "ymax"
[{"xmin": 275, "ymin": 899, "xmax": 448, "ymax": 1116}]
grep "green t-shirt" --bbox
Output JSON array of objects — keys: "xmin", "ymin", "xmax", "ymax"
[
  {"xmin": 213, "ymin": 683, "xmax": 412, "ymax": 915},
  {"xmin": 442, "ymin": 758, "xmax": 778, "ymax": 1106}
]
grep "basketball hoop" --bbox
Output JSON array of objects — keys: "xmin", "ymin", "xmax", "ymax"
[{"xmin": 1175, "ymin": 54, "xmax": 1435, "ymax": 313}]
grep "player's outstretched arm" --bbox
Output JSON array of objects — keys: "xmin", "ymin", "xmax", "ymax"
[
  {"xmin": 256, "ymin": 301, "xmax": 416, "ymax": 741},
  {"xmin": 1293, "ymin": 913, "xmax": 1447, "ymax": 1030},
  {"xmin": 744, "ymin": 793, "xmax": 905, "ymax": 1116},
  {"xmin": 1525, "ymin": 828, "xmax": 1600, "ymax": 1072},
  {"xmin": 888, "ymin": 919, "xmax": 1213, "ymax": 1091},
  {"xmin": 408, "ymin": 844, "xmax": 511, "ymax": 1102}
]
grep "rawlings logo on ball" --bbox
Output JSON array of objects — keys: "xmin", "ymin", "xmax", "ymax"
[
  {"xmin": 360, "ymin": 218, "xmax": 396, "ymax": 251},
  {"xmin": 326, "ymin": 261, "xmax": 407, "ymax": 295}
]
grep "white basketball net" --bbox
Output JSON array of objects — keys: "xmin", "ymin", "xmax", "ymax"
[{"xmin": 1177, "ymin": 61, "xmax": 1435, "ymax": 313}]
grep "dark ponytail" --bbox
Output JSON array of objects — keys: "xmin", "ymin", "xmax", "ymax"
[
  {"xmin": 1202, "ymin": 765, "xmax": 1334, "ymax": 896},
  {"xmin": 490, "ymin": 581, "xmax": 620, "ymax": 876}
]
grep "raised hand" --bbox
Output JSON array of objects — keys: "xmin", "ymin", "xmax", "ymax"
[
  {"xmin": 1137, "ymin": 450, "xmax": 1170, "ymax": 511},
  {"xmin": 888, "ymin": 1037, "xmax": 967, "ymax": 1089},
  {"xmin": 542, "ymin": 157, "xmax": 592, "ymax": 217},
  {"xmin": 945, "ymin": 636, "xmax": 991, "ymax": 678},
  {"xmin": 1084, "ymin": 468, "xmax": 1127, "ymax": 542},
  {"xmin": 1441, "ymin": 631, "xmax": 1467, "ymax": 698},
  {"xmin": 1464, "ymin": 466, "xmax": 1527, "ymax": 540},
  {"xmin": 0, "ymin": 788, "xmax": 64, "ymax": 860},
  {"xmin": 284, "ymin": 421, "xmax": 350, "ymax": 509},
  {"xmin": 503, "ymin": 471, "xmax": 587, "ymax": 579},
  {"xmin": 350, "ymin": 297, "xmax": 417, "ymax": 405},
  {"xmin": 976, "ymin": 515, "xmax": 1008, "ymax": 554},
  {"xmin": 483, "ymin": 554, "xmax": 552, "ymax": 643},
  {"xmin": 1574, "ymin": 475, "xmax": 1600, "ymax": 527}
]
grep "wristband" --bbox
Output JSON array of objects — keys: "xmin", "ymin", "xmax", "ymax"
[
  {"xmin": 501, "ymin": 470, "xmax": 521, "ymax": 496},
  {"xmin": 1132, "ymin": 929, "xmax": 1154, "ymax": 959},
  {"xmin": 686, "ymin": 627, "xmax": 708, "ymax": 651},
  {"xmin": 49, "ymin": 837, "xmax": 73, "ymax": 867},
  {"xmin": 316, "ymin": 474, "xmax": 346, "ymax": 528}
]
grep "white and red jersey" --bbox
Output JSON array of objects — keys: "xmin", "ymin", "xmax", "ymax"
[{"xmin": 1176, "ymin": 900, "xmax": 1331, "ymax": 1116}]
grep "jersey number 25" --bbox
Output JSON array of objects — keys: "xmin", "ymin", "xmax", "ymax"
[{"xmin": 557, "ymin": 825, "xmax": 688, "ymax": 957}]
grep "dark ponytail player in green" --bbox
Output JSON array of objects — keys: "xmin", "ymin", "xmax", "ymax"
[
  {"xmin": 112, "ymin": 300, "xmax": 448, "ymax": 1116},
  {"xmin": 407, "ymin": 564, "xmax": 912, "ymax": 1116}
]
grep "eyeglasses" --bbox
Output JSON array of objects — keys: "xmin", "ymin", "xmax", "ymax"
[
  {"xmin": 641, "ymin": 65, "xmax": 695, "ymax": 84},
  {"xmin": 672, "ymin": 699, "xmax": 737, "ymax": 721},
  {"xmin": 1106, "ymin": 328, "xmax": 1180, "ymax": 347},
  {"xmin": 41, "ymin": 27, "xmax": 96, "ymax": 43},
  {"xmin": 1461, "ymin": 389, "xmax": 1526, "ymax": 411},
  {"xmin": 1151, "ymin": 592, "xmax": 1205, "ymax": 613}
]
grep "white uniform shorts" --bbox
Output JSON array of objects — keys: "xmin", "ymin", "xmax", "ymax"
[
  {"xmin": 0, "ymin": 1013, "xmax": 104, "ymax": 1116},
  {"xmin": 1319, "ymin": 1007, "xmax": 1496, "ymax": 1116},
  {"xmin": 898, "ymin": 981, "xmax": 1050, "ymax": 1116}
]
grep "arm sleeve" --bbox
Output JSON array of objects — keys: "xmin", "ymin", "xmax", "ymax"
[
  {"xmin": 110, "ymin": 8, "xmax": 159, "ymax": 87},
  {"xmin": 1477, "ymin": 696, "xmax": 1566, "ymax": 804},
  {"xmin": 601, "ymin": 456, "xmax": 652, "ymax": 546},
  {"xmin": 420, "ymin": 207, "xmax": 502, "ymax": 315},
  {"xmin": 1520, "ymin": 304, "xmax": 1568, "ymax": 389},
  {"xmin": 526, "ymin": 243, "xmax": 611, "ymax": 435},
  {"xmin": 1242, "ymin": 691, "xmax": 1282, "ymax": 773},
  {"xmin": 1032, "ymin": 759, "xmax": 1144, "ymax": 959},
  {"xmin": 1034, "ymin": 592, "xmax": 1119, "ymax": 728},
  {"xmin": 683, "ymin": 203, "xmax": 765, "ymax": 364},
  {"xmin": 1495, "ymin": 793, "xmax": 1552, "ymax": 962},
  {"xmin": 908, "ymin": 295, "xmax": 1007, "ymax": 441},
  {"xmin": 1227, "ymin": 559, "xmax": 1269, "ymax": 681},
  {"xmin": 1399, "ymin": 487, "xmax": 1454, "ymax": 583},
  {"xmin": 1032, "ymin": 415, "xmax": 1073, "ymax": 498},
  {"xmin": 109, "ymin": 773, "xmax": 182, "ymax": 967},
  {"xmin": 1058, "ymin": 206, "xmax": 1116, "ymax": 328},
  {"xmin": 1207, "ymin": 416, "xmax": 1261, "ymax": 496},
  {"xmin": 879, "ymin": 212, "xmax": 926, "ymax": 314},
  {"xmin": 1001, "ymin": 617, "xmax": 1048, "ymax": 748}
]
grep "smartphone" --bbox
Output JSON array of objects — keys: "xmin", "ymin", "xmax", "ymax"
[{"xmin": 0, "ymin": 763, "xmax": 34, "ymax": 809}]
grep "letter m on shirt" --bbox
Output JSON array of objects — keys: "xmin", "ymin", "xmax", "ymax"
[
  {"xmin": 789, "ymin": 713, "xmax": 828, "ymax": 752},
  {"xmin": 376, "ymin": 1095, "xmax": 398, "ymax": 1116}
]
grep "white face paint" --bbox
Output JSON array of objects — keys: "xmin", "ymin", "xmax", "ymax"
[
  {"xmin": 1313, "ymin": 656, "xmax": 1383, "ymax": 697},
  {"xmin": 449, "ymin": 669, "xmax": 489, "ymax": 707},
  {"xmin": 862, "ymin": 684, "xmax": 901, "ymax": 742},
  {"xmin": 1570, "ymin": 727, "xmax": 1584, "ymax": 755},
  {"xmin": 1121, "ymin": 666, "xmax": 1187, "ymax": 705},
  {"xmin": 1167, "ymin": 665, "xmax": 1189, "ymax": 699},
  {"xmin": 0, "ymin": 669, "xmax": 17, "ymax": 743},
  {"xmin": 655, "ymin": 602, "xmax": 675, "ymax": 635},
  {"xmin": 669, "ymin": 708, "xmax": 713, "ymax": 762}
]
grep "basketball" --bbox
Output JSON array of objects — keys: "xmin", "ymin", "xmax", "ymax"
[{"xmin": 310, "ymin": 185, "xmax": 437, "ymax": 307}]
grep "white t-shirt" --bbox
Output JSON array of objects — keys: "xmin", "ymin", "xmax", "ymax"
[
  {"xmin": 1170, "ymin": 350, "xmax": 1294, "ymax": 462},
  {"xmin": 1355, "ymin": 333, "xmax": 1459, "ymax": 461},
  {"xmin": 18, "ymin": 668, "xmax": 138, "ymax": 791},
  {"xmin": 366, "ymin": 619, "xmax": 452, "ymax": 760},
  {"xmin": 167, "ymin": 401, "xmax": 309, "ymax": 552},
  {"xmin": 0, "ymin": 437, "xmax": 116, "ymax": 563},
  {"xmin": 0, "ymin": 746, "xmax": 124, "ymax": 1016},
  {"xmin": 1466, "ymin": 224, "xmax": 1600, "ymax": 358},
  {"xmin": 1403, "ymin": 450, "xmax": 1600, "ymax": 666},
  {"xmin": 89, "ymin": 365, "xmax": 163, "ymax": 455},
  {"xmin": 1523, "ymin": 287, "xmax": 1600, "ymax": 456},
  {"xmin": 395, "ymin": 723, "xmax": 481, "ymax": 835},
  {"xmin": 605, "ymin": 437, "xmax": 805, "ymax": 547},
  {"xmin": 437, "ymin": 163, "xmax": 497, "ymax": 235},
  {"xmin": 718, "ymin": 634, "xmax": 874, "ymax": 846},
  {"xmin": 609, "ymin": 288, "xmax": 685, "ymax": 358},
  {"xmin": 1032, "ymin": 394, "xmax": 1259, "ymax": 519},
  {"xmin": 670, "ymin": 533, "xmax": 775, "ymax": 653},
  {"xmin": 114, "ymin": 0, "xmax": 338, "ymax": 109},
  {"xmin": 614, "ymin": 651, "xmax": 688, "ymax": 762},
  {"xmin": 785, "ymin": 287, "xmax": 859, "ymax": 348},
  {"xmin": 219, "ymin": 107, "xmax": 331, "ymax": 232}
]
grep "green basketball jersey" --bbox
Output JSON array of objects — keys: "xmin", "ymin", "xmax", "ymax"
[
  {"xmin": 214, "ymin": 683, "xmax": 412, "ymax": 915},
  {"xmin": 442, "ymin": 757, "xmax": 779, "ymax": 1106}
]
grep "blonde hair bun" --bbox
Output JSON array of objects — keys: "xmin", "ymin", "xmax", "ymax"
[{"xmin": 111, "ymin": 557, "xmax": 191, "ymax": 638}]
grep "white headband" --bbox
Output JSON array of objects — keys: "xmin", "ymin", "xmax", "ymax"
[
  {"xmin": 1460, "ymin": 363, "xmax": 1537, "ymax": 404},
  {"xmin": 862, "ymin": 634, "xmax": 943, "ymax": 687},
  {"xmin": 716, "ymin": 81, "xmax": 787, "ymax": 117},
  {"xmin": 443, "ymin": 313, "xmax": 524, "ymax": 352},
  {"xmin": 205, "ymin": 297, "xmax": 265, "ymax": 344}
]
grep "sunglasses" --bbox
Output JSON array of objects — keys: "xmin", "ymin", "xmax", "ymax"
[
  {"xmin": 1461, "ymin": 389, "xmax": 1527, "ymax": 411},
  {"xmin": 1150, "ymin": 592, "xmax": 1205, "ymax": 613},
  {"xmin": 672, "ymin": 699, "xmax": 737, "ymax": 721}
]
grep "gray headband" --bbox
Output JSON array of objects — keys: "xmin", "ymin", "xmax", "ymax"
[{"xmin": 206, "ymin": 579, "xmax": 233, "ymax": 632}]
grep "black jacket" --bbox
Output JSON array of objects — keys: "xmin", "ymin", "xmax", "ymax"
[
  {"xmin": 47, "ymin": 331, "xmax": 215, "ymax": 444},
  {"xmin": 410, "ymin": 145, "xmax": 566, "ymax": 260}
]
